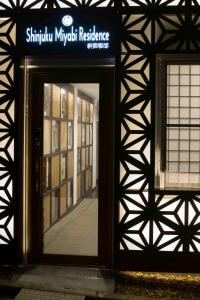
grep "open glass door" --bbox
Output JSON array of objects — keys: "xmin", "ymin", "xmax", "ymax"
[
  {"xmin": 27, "ymin": 64, "xmax": 114, "ymax": 267},
  {"xmin": 43, "ymin": 82, "xmax": 99, "ymax": 256}
]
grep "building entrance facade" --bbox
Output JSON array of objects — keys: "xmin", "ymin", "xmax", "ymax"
[{"xmin": 0, "ymin": 0, "xmax": 200, "ymax": 272}]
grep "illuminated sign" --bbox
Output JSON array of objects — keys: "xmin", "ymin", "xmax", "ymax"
[
  {"xmin": 19, "ymin": 12, "xmax": 115, "ymax": 54},
  {"xmin": 26, "ymin": 24, "xmax": 110, "ymax": 49}
]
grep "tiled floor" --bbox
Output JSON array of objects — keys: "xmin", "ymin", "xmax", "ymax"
[{"xmin": 44, "ymin": 198, "xmax": 98, "ymax": 256}]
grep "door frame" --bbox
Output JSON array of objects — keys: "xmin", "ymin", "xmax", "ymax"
[{"xmin": 27, "ymin": 63, "xmax": 115, "ymax": 267}]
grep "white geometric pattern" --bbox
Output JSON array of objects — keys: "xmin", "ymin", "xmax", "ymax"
[
  {"xmin": 120, "ymin": 12, "xmax": 151, "ymax": 251},
  {"xmin": 0, "ymin": 0, "xmax": 114, "ymax": 9},
  {"xmin": 155, "ymin": 195, "xmax": 200, "ymax": 252},
  {"xmin": 122, "ymin": 0, "xmax": 186, "ymax": 6},
  {"xmin": 120, "ymin": 2, "xmax": 200, "ymax": 255},
  {"xmin": 0, "ymin": 0, "xmax": 46, "ymax": 9},
  {"xmin": 122, "ymin": 0, "xmax": 200, "ymax": 6},
  {"xmin": 0, "ymin": 17, "xmax": 15, "ymax": 244}
]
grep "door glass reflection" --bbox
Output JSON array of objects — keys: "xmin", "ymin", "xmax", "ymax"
[{"xmin": 43, "ymin": 83, "xmax": 99, "ymax": 256}]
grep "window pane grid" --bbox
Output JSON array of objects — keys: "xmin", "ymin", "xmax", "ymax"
[{"xmin": 165, "ymin": 64, "xmax": 200, "ymax": 188}]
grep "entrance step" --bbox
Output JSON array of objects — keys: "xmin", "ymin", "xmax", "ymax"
[
  {"xmin": 15, "ymin": 289, "xmax": 85, "ymax": 300},
  {"xmin": 13, "ymin": 266, "xmax": 114, "ymax": 293}
]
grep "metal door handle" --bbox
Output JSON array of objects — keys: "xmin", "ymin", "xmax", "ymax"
[
  {"xmin": 35, "ymin": 157, "xmax": 43, "ymax": 194},
  {"xmin": 34, "ymin": 128, "xmax": 42, "ymax": 146}
]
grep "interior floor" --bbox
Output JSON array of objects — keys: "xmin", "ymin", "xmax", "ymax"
[{"xmin": 44, "ymin": 198, "xmax": 98, "ymax": 256}]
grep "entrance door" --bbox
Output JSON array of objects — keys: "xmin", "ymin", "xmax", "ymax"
[{"xmin": 28, "ymin": 65, "xmax": 114, "ymax": 267}]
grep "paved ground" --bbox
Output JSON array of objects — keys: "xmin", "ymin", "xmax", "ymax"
[
  {"xmin": 0, "ymin": 266, "xmax": 199, "ymax": 299},
  {"xmin": 116, "ymin": 271, "xmax": 200, "ymax": 300}
]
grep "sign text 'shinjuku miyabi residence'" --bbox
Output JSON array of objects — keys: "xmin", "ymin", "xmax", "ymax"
[{"xmin": 21, "ymin": 13, "xmax": 115, "ymax": 54}]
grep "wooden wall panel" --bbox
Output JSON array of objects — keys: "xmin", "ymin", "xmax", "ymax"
[{"xmin": 52, "ymin": 84, "xmax": 60, "ymax": 118}]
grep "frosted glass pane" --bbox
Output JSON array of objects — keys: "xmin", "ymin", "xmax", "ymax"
[
  {"xmin": 191, "ymin": 98, "xmax": 200, "ymax": 107},
  {"xmin": 169, "ymin": 75, "xmax": 179, "ymax": 85},
  {"xmin": 189, "ymin": 174, "xmax": 200, "ymax": 184},
  {"xmin": 191, "ymin": 129, "xmax": 200, "ymax": 140},
  {"xmin": 191, "ymin": 65, "xmax": 200, "ymax": 74},
  {"xmin": 190, "ymin": 163, "xmax": 199, "ymax": 172},
  {"xmin": 191, "ymin": 75, "xmax": 200, "ymax": 85},
  {"xmin": 179, "ymin": 163, "xmax": 189, "ymax": 172},
  {"xmin": 168, "ymin": 128, "xmax": 179, "ymax": 139},
  {"xmin": 181, "ymin": 119, "xmax": 190, "ymax": 123},
  {"xmin": 190, "ymin": 141, "xmax": 200, "ymax": 150},
  {"xmin": 169, "ymin": 86, "xmax": 179, "ymax": 96},
  {"xmin": 190, "ymin": 118, "xmax": 200, "ymax": 125},
  {"xmin": 169, "ymin": 162, "xmax": 178, "ymax": 172},
  {"xmin": 180, "ymin": 129, "xmax": 189, "ymax": 139},
  {"xmin": 180, "ymin": 86, "xmax": 189, "ymax": 96},
  {"xmin": 180, "ymin": 75, "xmax": 189, "ymax": 85},
  {"xmin": 167, "ymin": 118, "xmax": 180, "ymax": 125},
  {"xmin": 180, "ymin": 141, "xmax": 189, "ymax": 150},
  {"xmin": 168, "ymin": 108, "xmax": 179, "ymax": 118},
  {"xmin": 168, "ymin": 128, "xmax": 179, "ymax": 140},
  {"xmin": 169, "ymin": 151, "xmax": 178, "ymax": 161},
  {"xmin": 180, "ymin": 97, "xmax": 189, "ymax": 107},
  {"xmin": 169, "ymin": 119, "xmax": 179, "ymax": 124},
  {"xmin": 191, "ymin": 108, "xmax": 200, "ymax": 118},
  {"xmin": 180, "ymin": 151, "xmax": 189, "ymax": 161},
  {"xmin": 168, "ymin": 97, "xmax": 179, "ymax": 107},
  {"xmin": 190, "ymin": 162, "xmax": 200, "ymax": 172},
  {"xmin": 180, "ymin": 65, "xmax": 190, "ymax": 74},
  {"xmin": 169, "ymin": 65, "xmax": 179, "ymax": 74},
  {"xmin": 166, "ymin": 173, "xmax": 179, "ymax": 184},
  {"xmin": 190, "ymin": 151, "xmax": 199, "ymax": 161},
  {"xmin": 191, "ymin": 86, "xmax": 200, "ymax": 96},
  {"xmin": 180, "ymin": 108, "xmax": 189, "ymax": 118},
  {"xmin": 168, "ymin": 141, "xmax": 178, "ymax": 150}
]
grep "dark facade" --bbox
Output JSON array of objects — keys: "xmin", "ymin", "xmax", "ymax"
[{"xmin": 0, "ymin": 0, "xmax": 200, "ymax": 272}]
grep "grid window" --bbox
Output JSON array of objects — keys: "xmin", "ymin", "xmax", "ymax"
[{"xmin": 156, "ymin": 57, "xmax": 200, "ymax": 189}]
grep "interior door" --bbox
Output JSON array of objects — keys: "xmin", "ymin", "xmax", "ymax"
[{"xmin": 28, "ymin": 66, "xmax": 115, "ymax": 267}]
